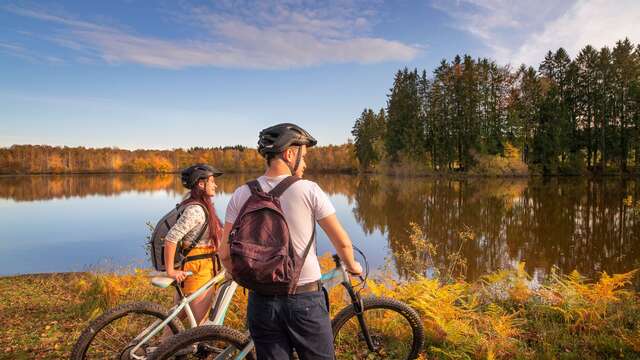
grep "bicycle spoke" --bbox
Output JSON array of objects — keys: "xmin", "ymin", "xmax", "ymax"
[
  {"xmin": 89, "ymin": 337, "xmax": 122, "ymax": 356},
  {"xmin": 334, "ymin": 308, "xmax": 415, "ymax": 360},
  {"xmin": 149, "ymin": 326, "xmax": 252, "ymax": 360},
  {"xmin": 165, "ymin": 340, "xmax": 242, "ymax": 359},
  {"xmin": 99, "ymin": 324, "xmax": 131, "ymax": 347},
  {"xmin": 83, "ymin": 312, "xmax": 167, "ymax": 359}
]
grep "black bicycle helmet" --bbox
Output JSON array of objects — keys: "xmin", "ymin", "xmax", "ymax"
[
  {"xmin": 257, "ymin": 123, "xmax": 317, "ymax": 156},
  {"xmin": 180, "ymin": 164, "xmax": 223, "ymax": 189}
]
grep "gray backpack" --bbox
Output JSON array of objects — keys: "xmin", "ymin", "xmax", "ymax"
[{"xmin": 149, "ymin": 202, "xmax": 209, "ymax": 271}]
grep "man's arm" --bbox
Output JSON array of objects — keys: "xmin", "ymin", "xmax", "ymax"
[
  {"xmin": 317, "ymin": 214, "xmax": 362, "ymax": 275},
  {"xmin": 219, "ymin": 222, "xmax": 234, "ymax": 271}
]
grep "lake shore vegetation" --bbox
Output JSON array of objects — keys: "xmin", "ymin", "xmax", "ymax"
[
  {"xmin": 2, "ymin": 251, "xmax": 638, "ymax": 359},
  {"xmin": 352, "ymin": 38, "xmax": 640, "ymax": 177}
]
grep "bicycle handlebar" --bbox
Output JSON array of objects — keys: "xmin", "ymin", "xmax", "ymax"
[{"xmin": 332, "ymin": 246, "xmax": 369, "ymax": 288}]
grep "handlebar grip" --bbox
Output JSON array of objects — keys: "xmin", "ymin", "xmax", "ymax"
[{"xmin": 345, "ymin": 269, "xmax": 361, "ymax": 276}]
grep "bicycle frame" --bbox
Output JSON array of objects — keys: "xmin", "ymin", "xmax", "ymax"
[
  {"xmin": 324, "ymin": 255, "xmax": 376, "ymax": 352},
  {"xmin": 223, "ymin": 254, "xmax": 375, "ymax": 360},
  {"xmin": 129, "ymin": 269, "xmax": 239, "ymax": 360}
]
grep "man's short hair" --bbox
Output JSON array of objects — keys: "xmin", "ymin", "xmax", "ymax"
[
  {"xmin": 265, "ymin": 146, "xmax": 300, "ymax": 166},
  {"xmin": 265, "ymin": 152, "xmax": 280, "ymax": 165}
]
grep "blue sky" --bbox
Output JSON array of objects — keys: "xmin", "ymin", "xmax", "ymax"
[{"xmin": 1, "ymin": 0, "xmax": 638, "ymax": 149}]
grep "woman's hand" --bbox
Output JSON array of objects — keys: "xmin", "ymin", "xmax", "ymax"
[{"xmin": 167, "ymin": 270, "xmax": 189, "ymax": 282}]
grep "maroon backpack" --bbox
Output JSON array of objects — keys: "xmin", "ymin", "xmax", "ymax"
[{"xmin": 228, "ymin": 176, "xmax": 315, "ymax": 295}]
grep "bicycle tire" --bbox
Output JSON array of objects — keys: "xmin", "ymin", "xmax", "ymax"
[
  {"xmin": 331, "ymin": 296, "xmax": 425, "ymax": 360},
  {"xmin": 149, "ymin": 325, "xmax": 256, "ymax": 360},
  {"xmin": 71, "ymin": 301, "xmax": 184, "ymax": 360}
]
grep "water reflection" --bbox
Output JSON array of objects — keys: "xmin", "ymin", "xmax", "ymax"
[
  {"xmin": 0, "ymin": 174, "xmax": 254, "ymax": 201},
  {"xmin": 0, "ymin": 174, "xmax": 638, "ymax": 283},
  {"xmin": 0, "ymin": 174, "xmax": 360, "ymax": 203},
  {"xmin": 352, "ymin": 176, "xmax": 639, "ymax": 282}
]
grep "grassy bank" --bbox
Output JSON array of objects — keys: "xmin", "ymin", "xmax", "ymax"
[{"xmin": 1, "ymin": 256, "xmax": 639, "ymax": 360}]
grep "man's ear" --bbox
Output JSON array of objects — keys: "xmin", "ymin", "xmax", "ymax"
[{"xmin": 283, "ymin": 147, "xmax": 295, "ymax": 162}]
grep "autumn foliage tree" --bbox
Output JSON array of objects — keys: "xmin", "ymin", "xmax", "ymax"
[{"xmin": 0, "ymin": 144, "xmax": 357, "ymax": 174}]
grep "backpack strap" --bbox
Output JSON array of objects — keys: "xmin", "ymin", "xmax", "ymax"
[
  {"xmin": 290, "ymin": 224, "xmax": 317, "ymax": 294},
  {"xmin": 246, "ymin": 176, "xmax": 300, "ymax": 198},
  {"xmin": 182, "ymin": 202, "xmax": 210, "ymax": 242},
  {"xmin": 177, "ymin": 202, "xmax": 210, "ymax": 267},
  {"xmin": 247, "ymin": 180, "xmax": 263, "ymax": 195},
  {"xmin": 268, "ymin": 176, "xmax": 301, "ymax": 198},
  {"xmin": 300, "ymin": 224, "xmax": 316, "ymax": 266}
]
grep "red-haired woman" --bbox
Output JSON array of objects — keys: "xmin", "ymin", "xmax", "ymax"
[{"xmin": 164, "ymin": 164, "xmax": 224, "ymax": 325}]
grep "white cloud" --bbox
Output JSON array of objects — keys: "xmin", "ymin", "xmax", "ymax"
[
  {"xmin": 0, "ymin": 40, "xmax": 65, "ymax": 64},
  {"xmin": 3, "ymin": 2, "xmax": 420, "ymax": 69},
  {"xmin": 0, "ymin": 41, "xmax": 24, "ymax": 52},
  {"xmin": 510, "ymin": 0, "xmax": 640, "ymax": 66},
  {"xmin": 433, "ymin": 0, "xmax": 640, "ymax": 66}
]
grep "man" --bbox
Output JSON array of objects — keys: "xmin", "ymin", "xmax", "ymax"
[{"xmin": 218, "ymin": 123, "xmax": 362, "ymax": 360}]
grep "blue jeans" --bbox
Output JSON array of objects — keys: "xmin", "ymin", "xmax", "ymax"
[{"xmin": 247, "ymin": 290, "xmax": 335, "ymax": 360}]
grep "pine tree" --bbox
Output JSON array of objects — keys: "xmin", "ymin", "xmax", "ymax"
[
  {"xmin": 429, "ymin": 60, "xmax": 455, "ymax": 169},
  {"xmin": 352, "ymin": 108, "xmax": 386, "ymax": 170},
  {"xmin": 576, "ymin": 45, "xmax": 599, "ymax": 168},
  {"xmin": 632, "ymin": 44, "xmax": 640, "ymax": 172},
  {"xmin": 385, "ymin": 68, "xmax": 423, "ymax": 162},
  {"xmin": 596, "ymin": 47, "xmax": 614, "ymax": 172},
  {"xmin": 510, "ymin": 65, "xmax": 541, "ymax": 164},
  {"xmin": 612, "ymin": 38, "xmax": 637, "ymax": 172},
  {"xmin": 461, "ymin": 55, "xmax": 480, "ymax": 162}
]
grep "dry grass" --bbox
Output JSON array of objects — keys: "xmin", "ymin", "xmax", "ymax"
[{"xmin": 0, "ymin": 273, "xmax": 94, "ymax": 359}]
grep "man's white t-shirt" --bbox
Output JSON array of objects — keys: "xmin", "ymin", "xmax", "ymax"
[{"xmin": 225, "ymin": 175, "xmax": 336, "ymax": 285}]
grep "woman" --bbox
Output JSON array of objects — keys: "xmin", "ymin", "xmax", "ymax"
[{"xmin": 164, "ymin": 163, "xmax": 224, "ymax": 325}]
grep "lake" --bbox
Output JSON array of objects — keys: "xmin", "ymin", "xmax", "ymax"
[{"xmin": 1, "ymin": 174, "xmax": 638, "ymax": 284}]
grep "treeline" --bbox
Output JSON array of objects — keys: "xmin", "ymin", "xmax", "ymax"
[
  {"xmin": 0, "ymin": 144, "xmax": 356, "ymax": 174},
  {"xmin": 352, "ymin": 38, "xmax": 640, "ymax": 175}
]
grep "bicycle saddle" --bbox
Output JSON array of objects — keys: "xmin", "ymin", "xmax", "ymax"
[
  {"xmin": 151, "ymin": 276, "xmax": 175, "ymax": 288},
  {"xmin": 151, "ymin": 272, "xmax": 192, "ymax": 288}
]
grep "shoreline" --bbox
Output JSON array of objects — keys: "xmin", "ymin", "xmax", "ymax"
[
  {"xmin": 1, "ymin": 171, "xmax": 639, "ymax": 179},
  {"xmin": 1, "ymin": 266, "xmax": 639, "ymax": 359}
]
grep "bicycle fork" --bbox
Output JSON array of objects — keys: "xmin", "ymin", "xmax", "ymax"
[{"xmin": 344, "ymin": 284, "xmax": 376, "ymax": 352}]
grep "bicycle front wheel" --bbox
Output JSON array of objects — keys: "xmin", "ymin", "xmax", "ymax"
[
  {"xmin": 71, "ymin": 301, "xmax": 183, "ymax": 360},
  {"xmin": 149, "ymin": 325, "xmax": 255, "ymax": 360},
  {"xmin": 332, "ymin": 296, "xmax": 425, "ymax": 360}
]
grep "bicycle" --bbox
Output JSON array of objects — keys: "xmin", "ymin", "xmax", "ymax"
[
  {"xmin": 150, "ymin": 248, "xmax": 425, "ymax": 360},
  {"xmin": 71, "ymin": 260, "xmax": 240, "ymax": 360}
]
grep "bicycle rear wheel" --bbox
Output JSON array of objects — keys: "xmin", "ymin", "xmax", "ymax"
[
  {"xmin": 149, "ymin": 325, "xmax": 255, "ymax": 360},
  {"xmin": 71, "ymin": 301, "xmax": 183, "ymax": 360},
  {"xmin": 331, "ymin": 296, "xmax": 425, "ymax": 360}
]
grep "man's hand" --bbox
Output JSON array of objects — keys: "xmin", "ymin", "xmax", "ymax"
[{"xmin": 345, "ymin": 261, "xmax": 363, "ymax": 276}]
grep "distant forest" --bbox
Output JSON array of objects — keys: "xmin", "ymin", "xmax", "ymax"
[
  {"xmin": 0, "ymin": 144, "xmax": 356, "ymax": 174},
  {"xmin": 352, "ymin": 38, "xmax": 640, "ymax": 176},
  {"xmin": 3, "ymin": 39, "xmax": 640, "ymax": 176}
]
